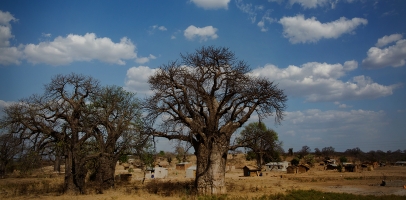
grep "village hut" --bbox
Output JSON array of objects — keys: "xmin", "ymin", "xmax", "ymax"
[
  {"xmin": 265, "ymin": 161, "xmax": 289, "ymax": 172},
  {"xmin": 243, "ymin": 165, "xmax": 261, "ymax": 177},
  {"xmin": 297, "ymin": 164, "xmax": 310, "ymax": 173},
  {"xmin": 326, "ymin": 164, "xmax": 337, "ymax": 170},
  {"xmin": 144, "ymin": 166, "xmax": 168, "ymax": 179},
  {"xmin": 395, "ymin": 161, "xmax": 406, "ymax": 166},
  {"xmin": 344, "ymin": 164, "xmax": 358, "ymax": 172},
  {"xmin": 286, "ymin": 166, "xmax": 297, "ymax": 174},
  {"xmin": 186, "ymin": 166, "xmax": 197, "ymax": 178},
  {"xmin": 176, "ymin": 162, "xmax": 192, "ymax": 170}
]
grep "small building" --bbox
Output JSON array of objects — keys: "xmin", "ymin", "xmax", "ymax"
[
  {"xmin": 243, "ymin": 165, "xmax": 261, "ymax": 177},
  {"xmin": 344, "ymin": 164, "xmax": 358, "ymax": 172},
  {"xmin": 297, "ymin": 164, "xmax": 310, "ymax": 173},
  {"xmin": 265, "ymin": 161, "xmax": 289, "ymax": 172},
  {"xmin": 144, "ymin": 166, "xmax": 168, "ymax": 179},
  {"xmin": 286, "ymin": 166, "xmax": 297, "ymax": 174},
  {"xmin": 186, "ymin": 166, "xmax": 197, "ymax": 178},
  {"xmin": 176, "ymin": 162, "xmax": 192, "ymax": 170},
  {"xmin": 326, "ymin": 164, "xmax": 337, "ymax": 170},
  {"xmin": 395, "ymin": 161, "xmax": 406, "ymax": 166},
  {"xmin": 325, "ymin": 159, "xmax": 337, "ymax": 165}
]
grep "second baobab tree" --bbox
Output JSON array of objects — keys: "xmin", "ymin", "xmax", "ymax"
[{"xmin": 145, "ymin": 46, "xmax": 287, "ymax": 195}]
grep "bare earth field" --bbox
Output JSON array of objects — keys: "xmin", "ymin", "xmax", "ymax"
[{"xmin": 1, "ymin": 163, "xmax": 406, "ymax": 200}]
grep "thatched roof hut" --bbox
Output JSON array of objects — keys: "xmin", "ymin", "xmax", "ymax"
[
  {"xmin": 344, "ymin": 164, "xmax": 358, "ymax": 172},
  {"xmin": 176, "ymin": 162, "xmax": 192, "ymax": 170},
  {"xmin": 243, "ymin": 165, "xmax": 261, "ymax": 177},
  {"xmin": 286, "ymin": 166, "xmax": 297, "ymax": 174},
  {"xmin": 297, "ymin": 164, "xmax": 310, "ymax": 173}
]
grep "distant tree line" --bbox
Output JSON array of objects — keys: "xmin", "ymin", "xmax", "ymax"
[{"xmin": 290, "ymin": 145, "xmax": 406, "ymax": 166}]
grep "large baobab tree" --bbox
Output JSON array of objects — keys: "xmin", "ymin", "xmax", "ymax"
[
  {"xmin": 2, "ymin": 73, "xmax": 100, "ymax": 194},
  {"xmin": 145, "ymin": 46, "xmax": 287, "ymax": 195},
  {"xmin": 89, "ymin": 85, "xmax": 147, "ymax": 192}
]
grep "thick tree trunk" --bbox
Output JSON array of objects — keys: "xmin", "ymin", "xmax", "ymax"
[
  {"xmin": 54, "ymin": 154, "xmax": 61, "ymax": 173},
  {"xmin": 257, "ymin": 152, "xmax": 263, "ymax": 169},
  {"xmin": 64, "ymin": 151, "xmax": 78, "ymax": 194},
  {"xmin": 0, "ymin": 162, "xmax": 6, "ymax": 178},
  {"xmin": 63, "ymin": 146, "xmax": 87, "ymax": 194},
  {"xmin": 95, "ymin": 155, "xmax": 117, "ymax": 193},
  {"xmin": 194, "ymin": 139, "xmax": 229, "ymax": 195}
]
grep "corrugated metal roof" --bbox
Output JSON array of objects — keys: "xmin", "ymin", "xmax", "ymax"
[{"xmin": 243, "ymin": 165, "xmax": 260, "ymax": 170}]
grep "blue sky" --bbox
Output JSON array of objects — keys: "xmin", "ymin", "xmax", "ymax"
[{"xmin": 1, "ymin": 0, "xmax": 405, "ymax": 153}]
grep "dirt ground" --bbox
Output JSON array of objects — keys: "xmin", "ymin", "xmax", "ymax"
[
  {"xmin": 223, "ymin": 165, "xmax": 406, "ymax": 197},
  {"xmin": 1, "ymin": 159, "xmax": 406, "ymax": 199}
]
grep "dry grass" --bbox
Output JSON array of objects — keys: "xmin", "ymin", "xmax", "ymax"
[{"xmin": 1, "ymin": 159, "xmax": 406, "ymax": 199}]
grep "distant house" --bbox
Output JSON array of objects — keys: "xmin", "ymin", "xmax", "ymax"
[
  {"xmin": 186, "ymin": 166, "xmax": 197, "ymax": 178},
  {"xmin": 326, "ymin": 164, "xmax": 337, "ymax": 170},
  {"xmin": 344, "ymin": 164, "xmax": 358, "ymax": 172},
  {"xmin": 176, "ymin": 162, "xmax": 192, "ymax": 170},
  {"xmin": 243, "ymin": 165, "xmax": 261, "ymax": 177},
  {"xmin": 395, "ymin": 161, "xmax": 406, "ymax": 166},
  {"xmin": 286, "ymin": 166, "xmax": 297, "ymax": 174},
  {"xmin": 297, "ymin": 164, "xmax": 310, "ymax": 173},
  {"xmin": 144, "ymin": 166, "xmax": 168, "ymax": 179},
  {"xmin": 265, "ymin": 161, "xmax": 289, "ymax": 172},
  {"xmin": 325, "ymin": 159, "xmax": 337, "ymax": 165}
]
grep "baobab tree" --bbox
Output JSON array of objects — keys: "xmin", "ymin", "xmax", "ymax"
[
  {"xmin": 145, "ymin": 46, "xmax": 287, "ymax": 195},
  {"xmin": 1, "ymin": 74, "xmax": 147, "ymax": 194}
]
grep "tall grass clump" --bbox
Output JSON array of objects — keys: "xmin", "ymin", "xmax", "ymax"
[
  {"xmin": 0, "ymin": 179, "xmax": 64, "ymax": 197},
  {"xmin": 145, "ymin": 180, "xmax": 196, "ymax": 197}
]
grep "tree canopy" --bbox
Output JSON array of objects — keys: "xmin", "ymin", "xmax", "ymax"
[{"xmin": 236, "ymin": 122, "xmax": 283, "ymax": 169}]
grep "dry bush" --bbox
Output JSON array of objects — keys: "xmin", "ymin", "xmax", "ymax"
[
  {"xmin": 0, "ymin": 178, "xmax": 64, "ymax": 197},
  {"xmin": 144, "ymin": 179, "xmax": 196, "ymax": 197}
]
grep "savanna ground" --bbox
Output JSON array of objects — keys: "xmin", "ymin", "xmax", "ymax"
[{"xmin": 1, "ymin": 155, "xmax": 406, "ymax": 200}]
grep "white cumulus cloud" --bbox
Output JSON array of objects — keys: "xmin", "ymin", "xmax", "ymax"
[
  {"xmin": 184, "ymin": 25, "xmax": 218, "ymax": 41},
  {"xmin": 0, "ymin": 10, "xmax": 22, "ymax": 65},
  {"xmin": 135, "ymin": 54, "xmax": 157, "ymax": 64},
  {"xmin": 23, "ymin": 33, "xmax": 138, "ymax": 66},
  {"xmin": 375, "ymin": 33, "xmax": 402, "ymax": 47},
  {"xmin": 250, "ymin": 60, "xmax": 398, "ymax": 101},
  {"xmin": 124, "ymin": 66, "xmax": 158, "ymax": 96},
  {"xmin": 362, "ymin": 34, "xmax": 406, "ymax": 69},
  {"xmin": 279, "ymin": 15, "xmax": 368, "ymax": 44},
  {"xmin": 190, "ymin": 0, "xmax": 230, "ymax": 10}
]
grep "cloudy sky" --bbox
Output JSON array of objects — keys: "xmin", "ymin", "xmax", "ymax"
[{"xmin": 1, "ymin": 0, "xmax": 405, "ymax": 153}]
